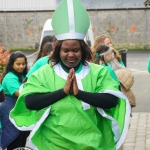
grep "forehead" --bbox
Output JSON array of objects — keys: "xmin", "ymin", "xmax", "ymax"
[
  {"xmin": 104, "ymin": 37, "xmax": 111, "ymax": 42},
  {"xmin": 14, "ymin": 57, "xmax": 25, "ymax": 63},
  {"xmin": 61, "ymin": 40, "xmax": 80, "ymax": 48}
]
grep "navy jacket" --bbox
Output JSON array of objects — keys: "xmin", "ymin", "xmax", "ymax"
[{"xmin": 0, "ymin": 96, "xmax": 20, "ymax": 149}]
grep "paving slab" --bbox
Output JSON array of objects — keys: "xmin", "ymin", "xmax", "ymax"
[{"xmin": 124, "ymin": 113, "xmax": 150, "ymax": 150}]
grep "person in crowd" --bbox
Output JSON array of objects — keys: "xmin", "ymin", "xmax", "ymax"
[
  {"xmin": 0, "ymin": 84, "xmax": 5, "ymax": 150},
  {"xmin": 93, "ymin": 44, "xmax": 136, "ymax": 150},
  {"xmin": 93, "ymin": 41, "xmax": 135, "ymax": 100},
  {"xmin": 94, "ymin": 45, "xmax": 120, "ymax": 85},
  {"xmin": 92, "ymin": 35, "xmax": 136, "ymax": 107},
  {"xmin": 0, "ymin": 51, "xmax": 30, "ymax": 150},
  {"xmin": 147, "ymin": 57, "xmax": 150, "ymax": 73},
  {"xmin": 10, "ymin": 1, "xmax": 130, "ymax": 150},
  {"xmin": 92, "ymin": 35, "xmax": 125, "ymax": 70},
  {"xmin": 26, "ymin": 41, "xmax": 55, "ymax": 78},
  {"xmin": 33, "ymin": 35, "xmax": 55, "ymax": 63},
  {"xmin": 23, "ymin": 36, "xmax": 56, "ymax": 82}
]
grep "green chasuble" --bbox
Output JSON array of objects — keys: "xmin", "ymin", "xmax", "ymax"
[{"xmin": 10, "ymin": 62, "xmax": 130, "ymax": 150}]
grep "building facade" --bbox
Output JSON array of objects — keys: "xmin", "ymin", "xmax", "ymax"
[{"xmin": 0, "ymin": 0, "xmax": 150, "ymax": 49}]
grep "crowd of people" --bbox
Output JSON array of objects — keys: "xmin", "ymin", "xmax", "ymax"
[{"xmin": 0, "ymin": 0, "xmax": 134, "ymax": 150}]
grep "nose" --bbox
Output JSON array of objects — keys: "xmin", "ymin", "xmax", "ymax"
[
  {"xmin": 109, "ymin": 43, "xmax": 112, "ymax": 47},
  {"xmin": 68, "ymin": 51, "xmax": 74, "ymax": 57},
  {"xmin": 20, "ymin": 64, "xmax": 25, "ymax": 69}
]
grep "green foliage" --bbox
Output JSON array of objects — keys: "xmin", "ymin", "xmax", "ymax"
[
  {"xmin": 9, "ymin": 44, "xmax": 150, "ymax": 51},
  {"xmin": 10, "ymin": 47, "xmax": 36, "ymax": 51},
  {"xmin": 114, "ymin": 44, "xmax": 150, "ymax": 51},
  {"xmin": 0, "ymin": 44, "xmax": 10, "ymax": 80}
]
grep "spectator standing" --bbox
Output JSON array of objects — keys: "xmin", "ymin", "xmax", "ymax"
[
  {"xmin": 22, "ymin": 36, "xmax": 56, "ymax": 83},
  {"xmin": 0, "ymin": 51, "xmax": 29, "ymax": 150},
  {"xmin": 94, "ymin": 44, "xmax": 120, "ymax": 85},
  {"xmin": 92, "ymin": 35, "xmax": 136, "ymax": 108},
  {"xmin": 92, "ymin": 35, "xmax": 125, "ymax": 70},
  {"xmin": 33, "ymin": 35, "xmax": 56, "ymax": 64},
  {"xmin": 93, "ymin": 44, "xmax": 135, "ymax": 150}
]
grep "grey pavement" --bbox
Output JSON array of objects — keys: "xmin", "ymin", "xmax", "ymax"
[
  {"xmin": 126, "ymin": 51, "xmax": 150, "ymax": 112},
  {"xmin": 119, "ymin": 51, "xmax": 150, "ymax": 149},
  {"xmin": 124, "ymin": 113, "xmax": 150, "ymax": 150}
]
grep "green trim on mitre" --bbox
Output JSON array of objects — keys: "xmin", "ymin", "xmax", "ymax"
[{"xmin": 52, "ymin": 0, "xmax": 90, "ymax": 40}]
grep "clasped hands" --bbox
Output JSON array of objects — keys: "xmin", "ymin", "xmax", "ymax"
[{"xmin": 63, "ymin": 68, "xmax": 79, "ymax": 95}]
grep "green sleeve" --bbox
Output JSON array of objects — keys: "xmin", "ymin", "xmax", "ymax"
[
  {"xmin": 26, "ymin": 60, "xmax": 42, "ymax": 78},
  {"xmin": 119, "ymin": 60, "xmax": 125, "ymax": 66},
  {"xmin": 101, "ymin": 64, "xmax": 120, "ymax": 85},
  {"xmin": 26, "ymin": 56, "xmax": 49, "ymax": 78},
  {"xmin": 2, "ymin": 73, "xmax": 21, "ymax": 96},
  {"xmin": 104, "ymin": 66, "xmax": 120, "ymax": 85}
]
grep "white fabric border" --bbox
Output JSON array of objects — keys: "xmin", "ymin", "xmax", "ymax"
[
  {"xmin": 97, "ymin": 90, "xmax": 131, "ymax": 149},
  {"xmin": 67, "ymin": 0, "xmax": 75, "ymax": 33},
  {"xmin": 28, "ymin": 108, "xmax": 51, "ymax": 150},
  {"xmin": 19, "ymin": 83, "xmax": 24, "ymax": 94},
  {"xmin": 55, "ymin": 32, "xmax": 85, "ymax": 40},
  {"xmin": 9, "ymin": 116, "xmax": 35, "ymax": 131},
  {"xmin": 97, "ymin": 108, "xmax": 120, "ymax": 142},
  {"xmin": 10, "ymin": 107, "xmax": 51, "ymax": 150}
]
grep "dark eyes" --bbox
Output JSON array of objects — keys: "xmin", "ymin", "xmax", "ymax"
[
  {"xmin": 62, "ymin": 49, "xmax": 80, "ymax": 53},
  {"xmin": 73, "ymin": 49, "xmax": 80, "ymax": 53},
  {"xmin": 16, "ymin": 63, "xmax": 26, "ymax": 65}
]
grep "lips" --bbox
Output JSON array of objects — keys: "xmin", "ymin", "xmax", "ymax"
[
  {"xmin": 68, "ymin": 59, "xmax": 75, "ymax": 63},
  {"xmin": 18, "ymin": 69, "xmax": 24, "ymax": 72}
]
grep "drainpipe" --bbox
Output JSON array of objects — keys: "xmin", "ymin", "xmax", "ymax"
[
  {"xmin": 4, "ymin": 11, "xmax": 7, "ymax": 47},
  {"xmin": 126, "ymin": 8, "xmax": 128, "ymax": 47},
  {"xmin": 144, "ymin": 9, "xmax": 147, "ymax": 49},
  {"xmin": 126, "ymin": 0, "xmax": 128, "ymax": 47},
  {"xmin": 34, "ymin": 11, "xmax": 37, "ymax": 25}
]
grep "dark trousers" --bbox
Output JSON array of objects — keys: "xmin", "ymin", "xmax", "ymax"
[{"xmin": 7, "ymin": 131, "xmax": 30, "ymax": 150}]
